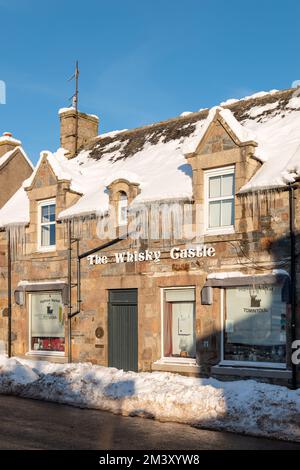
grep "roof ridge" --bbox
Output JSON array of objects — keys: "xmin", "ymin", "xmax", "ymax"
[{"xmin": 90, "ymin": 87, "xmax": 295, "ymax": 146}]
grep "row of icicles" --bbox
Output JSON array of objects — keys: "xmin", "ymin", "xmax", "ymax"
[{"xmin": 5, "ymin": 189, "xmax": 285, "ymax": 261}]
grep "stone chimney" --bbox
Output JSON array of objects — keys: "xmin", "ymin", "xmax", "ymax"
[
  {"xmin": 59, "ymin": 108, "xmax": 99, "ymax": 158},
  {"xmin": 0, "ymin": 132, "xmax": 21, "ymax": 158}
]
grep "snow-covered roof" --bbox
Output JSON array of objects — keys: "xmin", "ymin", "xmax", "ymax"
[
  {"xmin": 0, "ymin": 134, "xmax": 21, "ymax": 146},
  {"xmin": 23, "ymin": 148, "xmax": 84, "ymax": 194},
  {"xmin": 183, "ymin": 106, "xmax": 257, "ymax": 155},
  {"xmin": 1, "ymin": 87, "xmax": 300, "ymax": 227},
  {"xmin": 0, "ymin": 146, "xmax": 34, "ymax": 171},
  {"xmin": 0, "ymin": 187, "xmax": 30, "ymax": 227}
]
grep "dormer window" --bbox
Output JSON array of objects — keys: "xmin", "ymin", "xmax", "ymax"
[
  {"xmin": 204, "ymin": 166, "xmax": 235, "ymax": 234},
  {"xmin": 38, "ymin": 199, "xmax": 56, "ymax": 251},
  {"xmin": 118, "ymin": 191, "xmax": 128, "ymax": 226}
]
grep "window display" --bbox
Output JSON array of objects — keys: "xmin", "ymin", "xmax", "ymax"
[
  {"xmin": 224, "ymin": 285, "xmax": 287, "ymax": 364},
  {"xmin": 30, "ymin": 292, "xmax": 65, "ymax": 353},
  {"xmin": 163, "ymin": 288, "xmax": 196, "ymax": 358}
]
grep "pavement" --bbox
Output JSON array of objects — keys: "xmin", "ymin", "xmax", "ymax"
[{"xmin": 0, "ymin": 395, "xmax": 299, "ymax": 450}]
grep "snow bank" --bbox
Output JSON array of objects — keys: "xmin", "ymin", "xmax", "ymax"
[{"xmin": 0, "ymin": 355, "xmax": 299, "ymax": 442}]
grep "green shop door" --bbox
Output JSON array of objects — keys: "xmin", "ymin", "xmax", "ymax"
[{"xmin": 108, "ymin": 289, "xmax": 138, "ymax": 372}]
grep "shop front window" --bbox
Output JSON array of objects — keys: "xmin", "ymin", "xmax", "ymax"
[
  {"xmin": 30, "ymin": 292, "xmax": 65, "ymax": 353},
  {"xmin": 163, "ymin": 288, "xmax": 196, "ymax": 359},
  {"xmin": 223, "ymin": 285, "xmax": 287, "ymax": 364}
]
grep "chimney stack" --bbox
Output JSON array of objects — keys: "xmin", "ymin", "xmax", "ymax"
[
  {"xmin": 0, "ymin": 132, "xmax": 21, "ymax": 158},
  {"xmin": 59, "ymin": 108, "xmax": 99, "ymax": 158}
]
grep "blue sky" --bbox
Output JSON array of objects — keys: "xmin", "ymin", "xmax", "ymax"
[{"xmin": 0, "ymin": 0, "xmax": 299, "ymax": 163}]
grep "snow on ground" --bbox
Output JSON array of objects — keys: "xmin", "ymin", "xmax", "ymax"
[{"xmin": 0, "ymin": 355, "xmax": 299, "ymax": 442}]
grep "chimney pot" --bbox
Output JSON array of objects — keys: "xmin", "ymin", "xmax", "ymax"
[{"xmin": 0, "ymin": 131, "xmax": 21, "ymax": 157}]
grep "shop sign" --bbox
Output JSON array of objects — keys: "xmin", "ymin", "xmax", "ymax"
[{"xmin": 87, "ymin": 244, "xmax": 216, "ymax": 265}]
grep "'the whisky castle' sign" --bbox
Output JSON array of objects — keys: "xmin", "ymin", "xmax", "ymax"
[{"xmin": 87, "ymin": 244, "xmax": 216, "ymax": 265}]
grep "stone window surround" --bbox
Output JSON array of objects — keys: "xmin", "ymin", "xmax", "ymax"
[
  {"xmin": 158, "ymin": 286, "xmax": 197, "ymax": 366},
  {"xmin": 184, "ymin": 112, "xmax": 260, "ymax": 238},
  {"xmin": 14, "ymin": 281, "xmax": 68, "ymax": 359},
  {"xmin": 204, "ymin": 165, "xmax": 235, "ymax": 236},
  {"xmin": 27, "ymin": 290, "xmax": 65, "ymax": 357},
  {"xmin": 107, "ymin": 178, "xmax": 141, "ymax": 228},
  {"xmin": 218, "ymin": 282, "xmax": 288, "ymax": 371}
]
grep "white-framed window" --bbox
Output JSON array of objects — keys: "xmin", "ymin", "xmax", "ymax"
[
  {"xmin": 29, "ymin": 292, "xmax": 65, "ymax": 355},
  {"xmin": 118, "ymin": 191, "xmax": 128, "ymax": 226},
  {"xmin": 204, "ymin": 166, "xmax": 235, "ymax": 234},
  {"xmin": 220, "ymin": 285, "xmax": 287, "ymax": 369},
  {"xmin": 161, "ymin": 287, "xmax": 196, "ymax": 361},
  {"xmin": 38, "ymin": 199, "xmax": 56, "ymax": 251}
]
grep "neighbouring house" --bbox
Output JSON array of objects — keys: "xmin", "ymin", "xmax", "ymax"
[
  {"xmin": 0, "ymin": 132, "xmax": 33, "ymax": 208},
  {"xmin": 0, "ymin": 88, "xmax": 300, "ymax": 388},
  {"xmin": 0, "ymin": 132, "xmax": 33, "ymax": 337}
]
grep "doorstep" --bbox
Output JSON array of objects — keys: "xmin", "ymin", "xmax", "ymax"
[
  {"xmin": 152, "ymin": 361, "xmax": 201, "ymax": 375},
  {"xmin": 211, "ymin": 365, "xmax": 292, "ymax": 380},
  {"xmin": 20, "ymin": 354, "xmax": 68, "ymax": 364}
]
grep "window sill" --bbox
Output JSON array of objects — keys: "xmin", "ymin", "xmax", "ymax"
[
  {"xmin": 155, "ymin": 357, "xmax": 196, "ymax": 365},
  {"xmin": 219, "ymin": 360, "xmax": 286, "ymax": 370},
  {"xmin": 27, "ymin": 351, "xmax": 65, "ymax": 357},
  {"xmin": 23, "ymin": 352, "xmax": 67, "ymax": 363},
  {"xmin": 36, "ymin": 246, "xmax": 56, "ymax": 253},
  {"xmin": 204, "ymin": 227, "xmax": 235, "ymax": 237},
  {"xmin": 152, "ymin": 358, "xmax": 200, "ymax": 375},
  {"xmin": 211, "ymin": 365, "xmax": 291, "ymax": 380}
]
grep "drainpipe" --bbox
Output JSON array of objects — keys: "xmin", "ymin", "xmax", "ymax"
[
  {"xmin": 289, "ymin": 183, "xmax": 297, "ymax": 389},
  {"xmin": 7, "ymin": 228, "xmax": 12, "ymax": 358},
  {"xmin": 67, "ymin": 220, "xmax": 72, "ymax": 363}
]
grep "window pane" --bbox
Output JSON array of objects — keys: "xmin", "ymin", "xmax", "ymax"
[
  {"xmin": 41, "ymin": 225, "xmax": 50, "ymax": 246},
  {"xmin": 165, "ymin": 289, "xmax": 195, "ymax": 302},
  {"xmin": 49, "ymin": 204, "xmax": 56, "ymax": 222},
  {"xmin": 224, "ymin": 286, "xmax": 286, "ymax": 363},
  {"xmin": 221, "ymin": 174, "xmax": 234, "ymax": 197},
  {"xmin": 209, "ymin": 201, "xmax": 221, "ymax": 227},
  {"xmin": 41, "ymin": 205, "xmax": 50, "ymax": 223},
  {"xmin": 118, "ymin": 194, "xmax": 128, "ymax": 225},
  {"xmin": 41, "ymin": 224, "xmax": 56, "ymax": 246},
  {"xmin": 41, "ymin": 204, "xmax": 56, "ymax": 223},
  {"xmin": 209, "ymin": 176, "xmax": 221, "ymax": 198},
  {"xmin": 164, "ymin": 289, "xmax": 196, "ymax": 359},
  {"xmin": 221, "ymin": 199, "xmax": 234, "ymax": 226},
  {"xmin": 31, "ymin": 292, "xmax": 65, "ymax": 352},
  {"xmin": 50, "ymin": 224, "xmax": 56, "ymax": 245}
]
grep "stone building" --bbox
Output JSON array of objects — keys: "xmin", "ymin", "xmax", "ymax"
[
  {"xmin": 0, "ymin": 132, "xmax": 33, "ymax": 208},
  {"xmin": 0, "ymin": 88, "xmax": 300, "ymax": 388}
]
